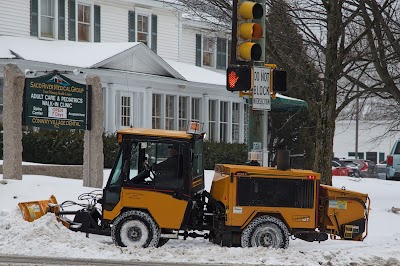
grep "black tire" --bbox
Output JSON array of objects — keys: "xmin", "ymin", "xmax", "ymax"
[
  {"xmin": 241, "ymin": 215, "xmax": 290, "ymax": 249},
  {"xmin": 111, "ymin": 210, "xmax": 160, "ymax": 248},
  {"xmin": 157, "ymin": 238, "xmax": 169, "ymax": 247}
]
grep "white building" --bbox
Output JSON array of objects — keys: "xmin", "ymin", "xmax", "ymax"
[
  {"xmin": 334, "ymin": 120, "xmax": 400, "ymax": 163},
  {"xmin": 3, "ymin": 0, "xmax": 382, "ymax": 164},
  {"xmin": 0, "ymin": 0, "xmax": 246, "ymax": 143}
]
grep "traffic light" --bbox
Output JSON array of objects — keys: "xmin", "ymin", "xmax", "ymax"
[
  {"xmin": 236, "ymin": 0, "xmax": 265, "ymax": 62},
  {"xmin": 226, "ymin": 65, "xmax": 253, "ymax": 91},
  {"xmin": 264, "ymin": 64, "xmax": 287, "ymax": 97},
  {"xmin": 272, "ymin": 69, "xmax": 287, "ymax": 92}
]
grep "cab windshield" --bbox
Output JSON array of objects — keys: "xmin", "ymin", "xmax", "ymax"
[{"xmin": 124, "ymin": 140, "xmax": 188, "ymax": 190}]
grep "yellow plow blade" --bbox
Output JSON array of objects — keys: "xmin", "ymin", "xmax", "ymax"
[{"xmin": 18, "ymin": 195, "xmax": 59, "ymax": 222}]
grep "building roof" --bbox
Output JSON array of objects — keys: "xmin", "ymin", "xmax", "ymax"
[
  {"xmin": 165, "ymin": 60, "xmax": 225, "ymax": 86},
  {"xmin": 0, "ymin": 36, "xmax": 185, "ymax": 79},
  {"xmin": 0, "ymin": 36, "xmax": 308, "ymax": 111}
]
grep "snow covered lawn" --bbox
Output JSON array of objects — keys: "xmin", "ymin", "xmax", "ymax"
[{"xmin": 1, "ymin": 170, "xmax": 400, "ymax": 265}]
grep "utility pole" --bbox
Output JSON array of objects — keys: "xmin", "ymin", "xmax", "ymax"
[{"xmin": 355, "ymin": 85, "xmax": 359, "ymax": 159}]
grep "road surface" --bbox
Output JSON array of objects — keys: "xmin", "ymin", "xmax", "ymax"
[{"xmin": 0, "ymin": 254, "xmax": 256, "ymax": 266}]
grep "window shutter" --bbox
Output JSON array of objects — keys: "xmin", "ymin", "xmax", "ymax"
[
  {"xmin": 128, "ymin": 11, "xmax": 135, "ymax": 42},
  {"xmin": 151, "ymin": 14, "xmax": 157, "ymax": 53},
  {"xmin": 68, "ymin": 0, "xmax": 76, "ymax": 41},
  {"xmin": 30, "ymin": 0, "xmax": 38, "ymax": 37},
  {"xmin": 58, "ymin": 0, "xmax": 65, "ymax": 40},
  {"xmin": 216, "ymin": 38, "xmax": 227, "ymax": 69},
  {"xmin": 94, "ymin": 5, "xmax": 101, "ymax": 42},
  {"xmin": 196, "ymin": 34, "xmax": 201, "ymax": 66}
]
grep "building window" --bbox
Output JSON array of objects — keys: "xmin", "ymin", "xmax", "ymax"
[
  {"xmin": 220, "ymin": 101, "xmax": 228, "ymax": 142},
  {"xmin": 128, "ymin": 12, "xmax": 157, "ymax": 52},
  {"xmin": 166, "ymin": 95, "xmax": 175, "ymax": 130},
  {"xmin": 137, "ymin": 14, "xmax": 149, "ymax": 45},
  {"xmin": 203, "ymin": 37, "xmax": 214, "ymax": 67},
  {"xmin": 40, "ymin": 0, "xmax": 56, "ymax": 38},
  {"xmin": 78, "ymin": 3, "xmax": 90, "ymax": 42},
  {"xmin": 232, "ymin": 103, "xmax": 240, "ymax": 143},
  {"xmin": 348, "ymin": 152, "xmax": 364, "ymax": 159},
  {"xmin": 152, "ymin": 94, "xmax": 162, "ymax": 129},
  {"xmin": 196, "ymin": 35, "xmax": 229, "ymax": 69},
  {"xmin": 191, "ymin": 98, "xmax": 201, "ymax": 123},
  {"xmin": 379, "ymin": 152, "xmax": 385, "ymax": 163},
  {"xmin": 209, "ymin": 100, "xmax": 217, "ymax": 141},
  {"xmin": 366, "ymin": 152, "xmax": 377, "ymax": 163},
  {"xmin": 121, "ymin": 96, "xmax": 131, "ymax": 127},
  {"xmin": 179, "ymin": 96, "xmax": 189, "ymax": 131}
]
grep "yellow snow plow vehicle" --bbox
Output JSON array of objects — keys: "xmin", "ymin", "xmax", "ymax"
[{"xmin": 19, "ymin": 122, "xmax": 370, "ymax": 248}]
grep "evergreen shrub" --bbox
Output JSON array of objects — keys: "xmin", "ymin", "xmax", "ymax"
[
  {"xmin": 15, "ymin": 127, "xmax": 248, "ymax": 170},
  {"xmin": 203, "ymin": 141, "xmax": 248, "ymax": 170},
  {"xmin": 21, "ymin": 128, "xmax": 119, "ymax": 167}
]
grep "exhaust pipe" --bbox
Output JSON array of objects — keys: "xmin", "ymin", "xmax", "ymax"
[{"xmin": 277, "ymin": 149, "xmax": 291, "ymax": 170}]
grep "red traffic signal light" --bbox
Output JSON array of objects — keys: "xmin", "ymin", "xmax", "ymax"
[{"xmin": 227, "ymin": 65, "xmax": 253, "ymax": 91}]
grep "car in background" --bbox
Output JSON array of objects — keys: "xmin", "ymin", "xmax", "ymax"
[
  {"xmin": 340, "ymin": 159, "xmax": 379, "ymax": 178},
  {"xmin": 337, "ymin": 160, "xmax": 361, "ymax": 177},
  {"xmin": 386, "ymin": 139, "xmax": 400, "ymax": 180},
  {"xmin": 332, "ymin": 160, "xmax": 350, "ymax": 176},
  {"xmin": 376, "ymin": 163, "xmax": 387, "ymax": 179}
]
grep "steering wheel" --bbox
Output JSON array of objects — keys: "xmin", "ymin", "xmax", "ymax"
[{"xmin": 143, "ymin": 162, "xmax": 156, "ymax": 181}]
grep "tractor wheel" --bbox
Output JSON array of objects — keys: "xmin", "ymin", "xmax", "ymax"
[
  {"xmin": 241, "ymin": 215, "xmax": 290, "ymax": 249},
  {"xmin": 111, "ymin": 210, "xmax": 160, "ymax": 248},
  {"xmin": 157, "ymin": 238, "xmax": 169, "ymax": 247}
]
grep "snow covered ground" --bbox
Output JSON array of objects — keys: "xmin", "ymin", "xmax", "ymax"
[{"xmin": 1, "ymin": 169, "xmax": 400, "ymax": 266}]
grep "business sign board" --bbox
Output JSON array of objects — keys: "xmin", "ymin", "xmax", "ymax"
[
  {"xmin": 252, "ymin": 67, "xmax": 271, "ymax": 111},
  {"xmin": 24, "ymin": 73, "xmax": 90, "ymax": 130}
]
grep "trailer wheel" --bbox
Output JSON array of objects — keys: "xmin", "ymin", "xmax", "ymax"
[
  {"xmin": 241, "ymin": 215, "xmax": 290, "ymax": 249},
  {"xmin": 111, "ymin": 210, "xmax": 160, "ymax": 248}
]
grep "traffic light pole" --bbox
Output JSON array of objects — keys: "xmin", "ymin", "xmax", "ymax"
[
  {"xmin": 248, "ymin": 0, "xmax": 267, "ymax": 166},
  {"xmin": 229, "ymin": 0, "xmax": 268, "ymax": 166},
  {"xmin": 231, "ymin": 0, "xmax": 238, "ymax": 65}
]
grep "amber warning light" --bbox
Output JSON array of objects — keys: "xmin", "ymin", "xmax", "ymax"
[
  {"xmin": 226, "ymin": 65, "xmax": 253, "ymax": 92},
  {"xmin": 187, "ymin": 121, "xmax": 204, "ymax": 134}
]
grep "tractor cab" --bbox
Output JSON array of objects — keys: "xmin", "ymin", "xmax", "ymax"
[{"xmin": 102, "ymin": 123, "xmax": 206, "ymax": 229}]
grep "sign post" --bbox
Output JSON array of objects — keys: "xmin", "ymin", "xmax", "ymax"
[
  {"xmin": 252, "ymin": 66, "xmax": 271, "ymax": 111},
  {"xmin": 252, "ymin": 66, "xmax": 271, "ymax": 166}
]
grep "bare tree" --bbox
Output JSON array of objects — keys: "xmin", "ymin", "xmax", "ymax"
[
  {"xmin": 168, "ymin": 0, "xmax": 400, "ymax": 185},
  {"xmin": 277, "ymin": 0, "xmax": 400, "ymax": 184}
]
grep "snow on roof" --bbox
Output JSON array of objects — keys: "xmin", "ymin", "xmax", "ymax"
[
  {"xmin": 0, "ymin": 36, "xmax": 224, "ymax": 86},
  {"xmin": 0, "ymin": 36, "xmax": 139, "ymax": 68},
  {"xmin": 165, "ymin": 60, "xmax": 225, "ymax": 86}
]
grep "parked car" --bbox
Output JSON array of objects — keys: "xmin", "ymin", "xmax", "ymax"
[
  {"xmin": 376, "ymin": 163, "xmax": 387, "ymax": 179},
  {"xmin": 340, "ymin": 159, "xmax": 379, "ymax": 178},
  {"xmin": 336, "ymin": 160, "xmax": 361, "ymax": 177},
  {"xmin": 332, "ymin": 160, "xmax": 350, "ymax": 176},
  {"xmin": 386, "ymin": 139, "xmax": 400, "ymax": 180}
]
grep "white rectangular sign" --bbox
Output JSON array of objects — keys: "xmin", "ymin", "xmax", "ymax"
[
  {"xmin": 252, "ymin": 67, "xmax": 271, "ymax": 111},
  {"xmin": 48, "ymin": 107, "xmax": 67, "ymax": 119}
]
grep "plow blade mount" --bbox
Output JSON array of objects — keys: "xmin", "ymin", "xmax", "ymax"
[{"xmin": 18, "ymin": 195, "xmax": 59, "ymax": 222}]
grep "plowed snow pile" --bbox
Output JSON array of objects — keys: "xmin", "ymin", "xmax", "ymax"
[{"xmin": 1, "ymin": 171, "xmax": 400, "ymax": 265}]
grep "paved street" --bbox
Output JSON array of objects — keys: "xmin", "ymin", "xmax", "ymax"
[{"xmin": 0, "ymin": 254, "xmax": 262, "ymax": 266}]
